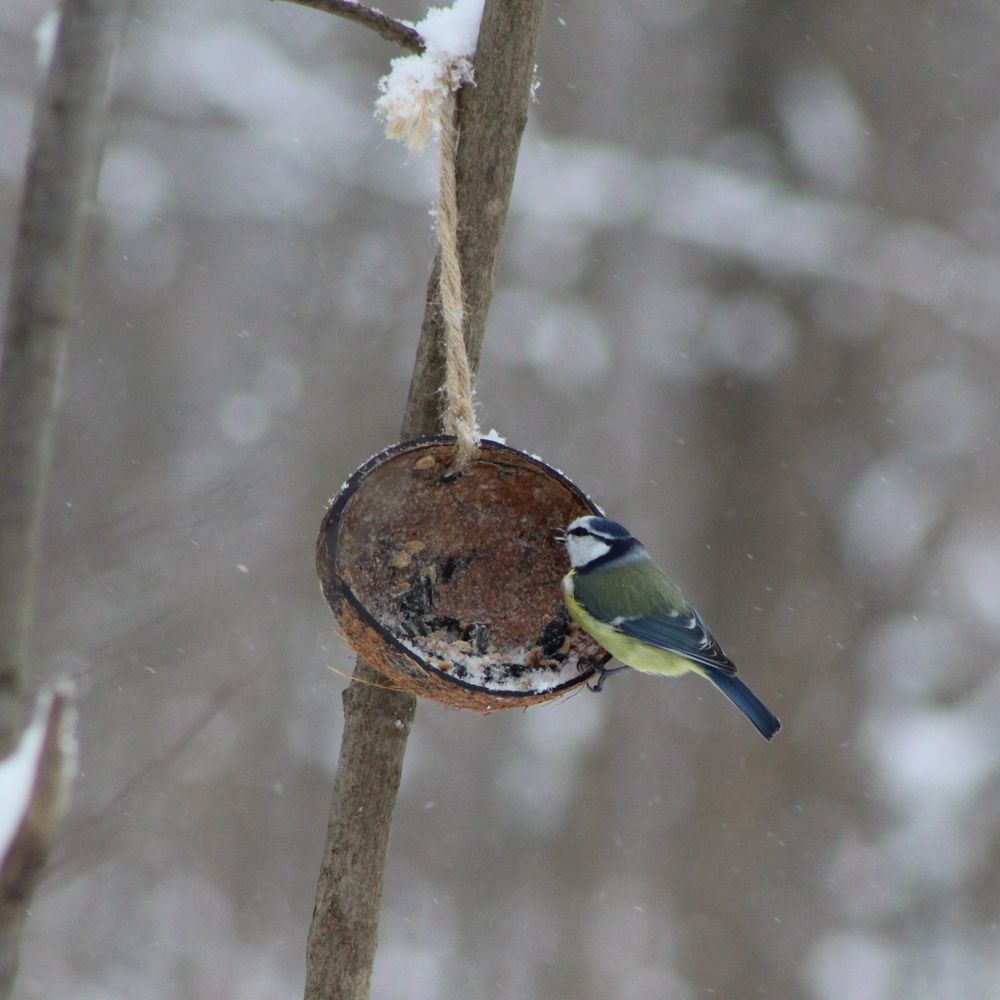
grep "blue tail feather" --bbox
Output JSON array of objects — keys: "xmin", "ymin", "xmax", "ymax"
[{"xmin": 706, "ymin": 668, "xmax": 781, "ymax": 741}]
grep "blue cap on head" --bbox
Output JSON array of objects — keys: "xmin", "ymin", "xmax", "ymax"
[{"xmin": 581, "ymin": 517, "xmax": 633, "ymax": 539}]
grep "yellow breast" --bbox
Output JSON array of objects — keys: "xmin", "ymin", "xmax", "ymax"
[{"xmin": 562, "ymin": 572, "xmax": 702, "ymax": 678}]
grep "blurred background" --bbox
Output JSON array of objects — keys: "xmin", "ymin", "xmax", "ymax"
[{"xmin": 3, "ymin": 0, "xmax": 1000, "ymax": 996}]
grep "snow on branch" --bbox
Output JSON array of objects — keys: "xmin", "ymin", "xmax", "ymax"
[
  {"xmin": 375, "ymin": 0, "xmax": 484, "ymax": 151},
  {"xmin": 0, "ymin": 685, "xmax": 77, "ymax": 900}
]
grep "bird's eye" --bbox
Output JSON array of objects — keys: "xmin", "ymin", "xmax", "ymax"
[{"xmin": 568, "ymin": 527, "xmax": 589, "ymax": 537}]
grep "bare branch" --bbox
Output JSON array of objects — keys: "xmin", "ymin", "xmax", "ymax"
[
  {"xmin": 304, "ymin": 662, "xmax": 415, "ymax": 1000},
  {"xmin": 0, "ymin": 687, "xmax": 76, "ymax": 903},
  {"xmin": 0, "ymin": 0, "xmax": 128, "ymax": 757},
  {"xmin": 0, "ymin": 0, "xmax": 128, "ymax": 992},
  {"xmin": 403, "ymin": 0, "xmax": 547, "ymax": 435},
  {"xmin": 0, "ymin": 687, "xmax": 77, "ymax": 1000},
  {"xmin": 280, "ymin": 0, "xmax": 424, "ymax": 53},
  {"xmin": 304, "ymin": 1, "xmax": 548, "ymax": 997}
]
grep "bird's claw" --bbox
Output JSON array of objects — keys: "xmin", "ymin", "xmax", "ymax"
[{"xmin": 582, "ymin": 659, "xmax": 628, "ymax": 693}]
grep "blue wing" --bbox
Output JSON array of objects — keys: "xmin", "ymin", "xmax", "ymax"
[
  {"xmin": 572, "ymin": 559, "xmax": 738, "ymax": 677},
  {"xmin": 615, "ymin": 609, "xmax": 737, "ymax": 676},
  {"xmin": 571, "ymin": 561, "xmax": 780, "ymax": 738}
]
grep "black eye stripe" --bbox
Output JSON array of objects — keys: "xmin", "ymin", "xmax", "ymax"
[{"xmin": 568, "ymin": 527, "xmax": 589, "ymax": 537}]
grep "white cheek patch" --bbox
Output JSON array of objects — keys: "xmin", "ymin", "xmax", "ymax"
[{"xmin": 567, "ymin": 534, "xmax": 611, "ymax": 568}]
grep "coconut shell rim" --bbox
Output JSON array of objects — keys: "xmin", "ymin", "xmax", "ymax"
[{"xmin": 317, "ymin": 434, "xmax": 608, "ymax": 701}]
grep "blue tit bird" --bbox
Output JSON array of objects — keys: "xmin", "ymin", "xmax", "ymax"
[{"xmin": 561, "ymin": 515, "xmax": 780, "ymax": 741}]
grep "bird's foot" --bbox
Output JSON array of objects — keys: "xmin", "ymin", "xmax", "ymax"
[{"xmin": 584, "ymin": 661, "xmax": 629, "ymax": 693}]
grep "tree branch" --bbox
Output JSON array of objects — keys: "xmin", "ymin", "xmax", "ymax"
[
  {"xmin": 304, "ymin": 2, "xmax": 547, "ymax": 997},
  {"xmin": 280, "ymin": 0, "xmax": 424, "ymax": 53},
  {"xmin": 304, "ymin": 661, "xmax": 415, "ymax": 1000},
  {"xmin": 0, "ymin": 0, "xmax": 127, "ymax": 752},
  {"xmin": 0, "ymin": 686, "xmax": 76, "ymax": 996},
  {"xmin": 402, "ymin": 0, "xmax": 546, "ymax": 436},
  {"xmin": 0, "ymin": 0, "xmax": 128, "ymax": 993}
]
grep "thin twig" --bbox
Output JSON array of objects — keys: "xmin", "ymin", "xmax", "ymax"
[{"xmin": 280, "ymin": 0, "xmax": 424, "ymax": 53}]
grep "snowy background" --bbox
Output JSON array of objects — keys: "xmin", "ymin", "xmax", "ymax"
[{"xmin": 3, "ymin": 0, "xmax": 1000, "ymax": 997}]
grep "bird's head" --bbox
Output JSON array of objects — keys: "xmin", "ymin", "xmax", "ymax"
[{"xmin": 563, "ymin": 515, "xmax": 643, "ymax": 571}]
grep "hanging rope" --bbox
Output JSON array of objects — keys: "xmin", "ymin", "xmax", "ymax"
[{"xmin": 435, "ymin": 91, "xmax": 479, "ymax": 468}]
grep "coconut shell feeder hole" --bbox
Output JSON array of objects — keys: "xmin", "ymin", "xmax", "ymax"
[{"xmin": 316, "ymin": 435, "xmax": 611, "ymax": 711}]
